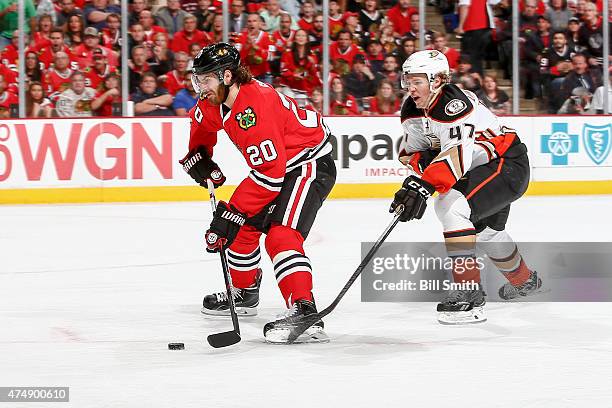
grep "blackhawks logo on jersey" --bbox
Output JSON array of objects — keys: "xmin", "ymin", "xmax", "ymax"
[{"xmin": 235, "ymin": 107, "xmax": 257, "ymax": 130}]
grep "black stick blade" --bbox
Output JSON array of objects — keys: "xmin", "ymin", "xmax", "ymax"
[
  {"xmin": 286, "ymin": 314, "xmax": 322, "ymax": 344},
  {"xmin": 207, "ymin": 330, "xmax": 241, "ymax": 348}
]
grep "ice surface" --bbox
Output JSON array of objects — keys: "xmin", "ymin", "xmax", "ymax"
[{"xmin": 1, "ymin": 196, "xmax": 611, "ymax": 407}]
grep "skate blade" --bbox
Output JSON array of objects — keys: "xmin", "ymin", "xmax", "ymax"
[
  {"xmin": 265, "ymin": 327, "xmax": 330, "ymax": 344},
  {"xmin": 437, "ymin": 307, "xmax": 487, "ymax": 325},
  {"xmin": 201, "ymin": 307, "xmax": 257, "ymax": 317}
]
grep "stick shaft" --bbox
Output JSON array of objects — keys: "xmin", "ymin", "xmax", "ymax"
[{"xmin": 206, "ymin": 181, "xmax": 240, "ymax": 335}]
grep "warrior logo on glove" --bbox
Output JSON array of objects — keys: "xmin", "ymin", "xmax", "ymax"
[
  {"xmin": 179, "ymin": 146, "xmax": 226, "ymax": 188},
  {"xmin": 206, "ymin": 232, "xmax": 219, "ymax": 245}
]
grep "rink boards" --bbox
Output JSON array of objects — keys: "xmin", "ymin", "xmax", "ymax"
[{"xmin": 0, "ymin": 116, "xmax": 610, "ymax": 204}]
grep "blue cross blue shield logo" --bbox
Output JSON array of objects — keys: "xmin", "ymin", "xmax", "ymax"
[
  {"xmin": 582, "ymin": 124, "xmax": 611, "ymax": 165},
  {"xmin": 541, "ymin": 123, "xmax": 579, "ymax": 165}
]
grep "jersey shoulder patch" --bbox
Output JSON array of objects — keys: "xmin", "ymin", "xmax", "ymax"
[
  {"xmin": 400, "ymin": 97, "xmax": 424, "ymax": 122},
  {"xmin": 427, "ymin": 84, "xmax": 473, "ymax": 123}
]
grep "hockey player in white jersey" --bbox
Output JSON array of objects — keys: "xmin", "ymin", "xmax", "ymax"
[{"xmin": 389, "ymin": 50, "xmax": 542, "ymax": 324}]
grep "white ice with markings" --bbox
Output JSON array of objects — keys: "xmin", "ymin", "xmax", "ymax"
[{"xmin": 1, "ymin": 196, "xmax": 611, "ymax": 407}]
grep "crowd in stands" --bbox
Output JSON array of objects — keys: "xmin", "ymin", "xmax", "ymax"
[{"xmin": 0, "ymin": 0, "xmax": 610, "ymax": 118}]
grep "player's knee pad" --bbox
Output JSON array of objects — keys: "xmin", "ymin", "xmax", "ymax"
[
  {"xmin": 477, "ymin": 226, "xmax": 518, "ymax": 263},
  {"xmin": 434, "ymin": 189, "xmax": 475, "ymax": 237}
]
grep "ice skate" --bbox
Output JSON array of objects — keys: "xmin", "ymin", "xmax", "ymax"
[
  {"xmin": 437, "ymin": 287, "xmax": 487, "ymax": 325},
  {"xmin": 201, "ymin": 270, "xmax": 262, "ymax": 316},
  {"xmin": 264, "ymin": 299, "xmax": 330, "ymax": 344},
  {"xmin": 498, "ymin": 270, "xmax": 543, "ymax": 300}
]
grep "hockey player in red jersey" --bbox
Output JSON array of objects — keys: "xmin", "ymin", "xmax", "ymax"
[
  {"xmin": 389, "ymin": 50, "xmax": 542, "ymax": 324},
  {"xmin": 181, "ymin": 43, "xmax": 335, "ymax": 343}
]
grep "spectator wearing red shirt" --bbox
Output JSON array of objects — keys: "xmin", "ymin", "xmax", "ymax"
[
  {"xmin": 92, "ymin": 72, "xmax": 121, "ymax": 116},
  {"xmin": 102, "ymin": 13, "xmax": 121, "ymax": 51},
  {"xmin": 365, "ymin": 79, "xmax": 401, "ymax": 115},
  {"xmin": 386, "ymin": 0, "xmax": 418, "ymax": 37},
  {"xmin": 72, "ymin": 27, "xmax": 118, "ymax": 71},
  {"xmin": 456, "ymin": 0, "xmax": 500, "ymax": 76},
  {"xmin": 280, "ymin": 29, "xmax": 322, "ymax": 94},
  {"xmin": 235, "ymin": 13, "xmax": 274, "ymax": 82},
  {"xmin": 272, "ymin": 12, "xmax": 296, "ymax": 52},
  {"xmin": 31, "ymin": 15, "xmax": 54, "ymax": 51},
  {"xmin": 330, "ymin": 76, "xmax": 359, "ymax": 115},
  {"xmin": 84, "ymin": 48, "xmax": 118, "ymax": 91},
  {"xmin": 208, "ymin": 12, "xmax": 224, "ymax": 43},
  {"xmin": 328, "ymin": 0, "xmax": 344, "ymax": 39},
  {"xmin": 0, "ymin": 30, "xmax": 19, "ymax": 68},
  {"xmin": 161, "ymin": 52, "xmax": 190, "ymax": 95},
  {"xmin": 297, "ymin": 0, "xmax": 316, "ymax": 32},
  {"xmin": 38, "ymin": 29, "xmax": 74, "ymax": 70},
  {"xmin": 304, "ymin": 87, "xmax": 323, "ymax": 113},
  {"xmin": 343, "ymin": 12, "xmax": 363, "ymax": 43},
  {"xmin": 431, "ymin": 32, "xmax": 460, "ymax": 70},
  {"xmin": 330, "ymin": 30, "xmax": 366, "ymax": 70},
  {"xmin": 139, "ymin": 10, "xmax": 168, "ymax": 43},
  {"xmin": 0, "ymin": 63, "xmax": 18, "ymax": 95},
  {"xmin": 171, "ymin": 14, "xmax": 211, "ymax": 53},
  {"xmin": 365, "ymin": 39, "xmax": 386, "ymax": 73},
  {"xmin": 0, "ymin": 74, "xmax": 18, "ymax": 117},
  {"xmin": 42, "ymin": 52, "xmax": 74, "ymax": 100}
]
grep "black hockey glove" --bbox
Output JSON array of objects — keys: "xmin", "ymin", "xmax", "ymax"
[
  {"xmin": 205, "ymin": 201, "xmax": 246, "ymax": 253},
  {"xmin": 390, "ymin": 175, "xmax": 436, "ymax": 222},
  {"xmin": 179, "ymin": 146, "xmax": 226, "ymax": 188}
]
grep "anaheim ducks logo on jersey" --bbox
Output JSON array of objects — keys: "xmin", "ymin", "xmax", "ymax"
[
  {"xmin": 444, "ymin": 99, "xmax": 468, "ymax": 116},
  {"xmin": 235, "ymin": 107, "xmax": 257, "ymax": 130}
]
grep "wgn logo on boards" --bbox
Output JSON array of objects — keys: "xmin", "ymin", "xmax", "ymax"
[
  {"xmin": 541, "ymin": 123, "xmax": 579, "ymax": 165},
  {"xmin": 583, "ymin": 124, "xmax": 611, "ymax": 165}
]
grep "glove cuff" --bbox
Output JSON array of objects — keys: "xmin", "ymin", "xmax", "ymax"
[{"xmin": 405, "ymin": 175, "xmax": 436, "ymax": 195}]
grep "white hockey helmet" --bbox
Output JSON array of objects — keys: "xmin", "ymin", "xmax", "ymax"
[{"xmin": 401, "ymin": 50, "xmax": 450, "ymax": 91}]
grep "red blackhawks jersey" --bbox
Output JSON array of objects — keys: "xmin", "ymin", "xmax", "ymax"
[
  {"xmin": 399, "ymin": 83, "xmax": 519, "ymax": 194},
  {"xmin": 43, "ymin": 68, "xmax": 74, "ymax": 100},
  {"xmin": 188, "ymin": 80, "xmax": 332, "ymax": 217}
]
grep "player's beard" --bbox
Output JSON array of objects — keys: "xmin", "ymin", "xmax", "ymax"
[{"xmin": 206, "ymin": 83, "xmax": 229, "ymax": 106}]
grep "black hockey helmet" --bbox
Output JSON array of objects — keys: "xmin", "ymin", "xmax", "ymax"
[{"xmin": 192, "ymin": 42, "xmax": 240, "ymax": 76}]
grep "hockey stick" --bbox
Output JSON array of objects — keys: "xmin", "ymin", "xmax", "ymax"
[
  {"xmin": 286, "ymin": 204, "xmax": 405, "ymax": 344},
  {"xmin": 205, "ymin": 180, "xmax": 241, "ymax": 348}
]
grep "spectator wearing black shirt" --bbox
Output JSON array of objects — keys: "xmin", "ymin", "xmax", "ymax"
[
  {"xmin": 343, "ymin": 54, "xmax": 381, "ymax": 106},
  {"xmin": 577, "ymin": 2, "xmax": 612, "ymax": 67},
  {"xmin": 129, "ymin": 0, "xmax": 148, "ymax": 26},
  {"xmin": 131, "ymin": 72, "xmax": 175, "ymax": 116},
  {"xmin": 557, "ymin": 53, "xmax": 602, "ymax": 107},
  {"xmin": 56, "ymin": 0, "xmax": 83, "ymax": 28},
  {"xmin": 360, "ymin": 0, "xmax": 384, "ymax": 36},
  {"xmin": 194, "ymin": 0, "xmax": 215, "ymax": 32},
  {"xmin": 522, "ymin": 15, "xmax": 553, "ymax": 99}
]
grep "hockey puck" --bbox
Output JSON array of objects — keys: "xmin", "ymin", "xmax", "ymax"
[{"xmin": 168, "ymin": 342, "xmax": 185, "ymax": 350}]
